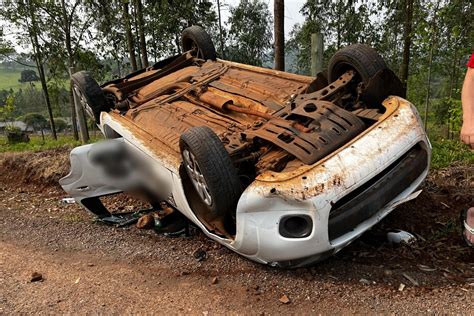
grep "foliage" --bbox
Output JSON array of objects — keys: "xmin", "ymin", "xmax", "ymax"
[
  {"xmin": 0, "ymin": 0, "xmax": 471, "ymax": 168},
  {"xmin": 53, "ymin": 118, "xmax": 68, "ymax": 132},
  {"xmin": 20, "ymin": 112, "xmax": 48, "ymax": 131},
  {"xmin": 447, "ymin": 98, "xmax": 463, "ymax": 135},
  {"xmin": 0, "ymin": 134, "xmax": 103, "ymax": 153},
  {"xmin": 226, "ymin": 0, "xmax": 272, "ymax": 66},
  {"xmin": 0, "ymin": 94, "xmax": 15, "ymax": 124},
  {"xmin": 19, "ymin": 69, "xmax": 39, "ymax": 82},
  {"xmin": 4, "ymin": 125, "xmax": 21, "ymax": 133},
  {"xmin": 288, "ymin": 0, "xmax": 380, "ymax": 74}
]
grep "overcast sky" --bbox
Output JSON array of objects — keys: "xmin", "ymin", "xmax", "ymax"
[{"xmin": 220, "ymin": 0, "xmax": 306, "ymax": 37}]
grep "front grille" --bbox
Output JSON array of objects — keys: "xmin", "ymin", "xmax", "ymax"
[{"xmin": 328, "ymin": 143, "xmax": 428, "ymax": 241}]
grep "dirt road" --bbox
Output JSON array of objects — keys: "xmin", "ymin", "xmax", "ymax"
[{"xmin": 1, "ymin": 149, "xmax": 473, "ymax": 314}]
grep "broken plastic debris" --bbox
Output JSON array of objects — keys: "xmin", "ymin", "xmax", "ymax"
[
  {"xmin": 387, "ymin": 229, "xmax": 416, "ymax": 245},
  {"xmin": 61, "ymin": 197, "xmax": 76, "ymax": 204},
  {"xmin": 398, "ymin": 283, "xmax": 406, "ymax": 291}
]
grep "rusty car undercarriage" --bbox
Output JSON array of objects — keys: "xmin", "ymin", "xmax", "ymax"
[{"xmin": 101, "ymin": 52, "xmax": 401, "ymax": 177}]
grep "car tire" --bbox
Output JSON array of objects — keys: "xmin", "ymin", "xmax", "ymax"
[
  {"xmin": 179, "ymin": 126, "xmax": 242, "ymax": 217},
  {"xmin": 328, "ymin": 44, "xmax": 387, "ymax": 83},
  {"xmin": 71, "ymin": 71, "xmax": 108, "ymax": 123},
  {"xmin": 181, "ymin": 25, "xmax": 217, "ymax": 61}
]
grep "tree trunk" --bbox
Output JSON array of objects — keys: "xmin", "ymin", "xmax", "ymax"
[
  {"xmin": 69, "ymin": 84, "xmax": 79, "ymax": 140},
  {"xmin": 423, "ymin": 36, "xmax": 435, "ymax": 132},
  {"xmin": 123, "ymin": 0, "xmax": 137, "ymax": 71},
  {"xmin": 274, "ymin": 0, "xmax": 284, "ymax": 71},
  {"xmin": 134, "ymin": 0, "xmax": 148, "ymax": 68},
  {"xmin": 152, "ymin": 28, "xmax": 158, "ymax": 63},
  {"xmin": 27, "ymin": 0, "xmax": 57, "ymax": 140},
  {"xmin": 61, "ymin": 0, "xmax": 88, "ymax": 143},
  {"xmin": 399, "ymin": 0, "xmax": 414, "ymax": 95},
  {"xmin": 446, "ymin": 48, "xmax": 457, "ymax": 138},
  {"xmin": 217, "ymin": 0, "xmax": 225, "ymax": 58}
]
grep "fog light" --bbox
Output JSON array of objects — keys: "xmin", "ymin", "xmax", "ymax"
[{"xmin": 279, "ymin": 215, "xmax": 312, "ymax": 238}]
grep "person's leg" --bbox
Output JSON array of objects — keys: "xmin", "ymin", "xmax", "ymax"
[{"xmin": 463, "ymin": 207, "xmax": 474, "ymax": 246}]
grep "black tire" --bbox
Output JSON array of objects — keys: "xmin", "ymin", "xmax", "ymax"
[
  {"xmin": 71, "ymin": 71, "xmax": 108, "ymax": 123},
  {"xmin": 328, "ymin": 44, "xmax": 387, "ymax": 83},
  {"xmin": 181, "ymin": 25, "xmax": 217, "ymax": 61},
  {"xmin": 179, "ymin": 126, "xmax": 242, "ymax": 217}
]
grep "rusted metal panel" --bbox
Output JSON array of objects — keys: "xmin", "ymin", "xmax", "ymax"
[{"xmin": 102, "ymin": 57, "xmax": 399, "ymax": 175}]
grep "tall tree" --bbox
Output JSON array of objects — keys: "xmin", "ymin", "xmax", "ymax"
[
  {"xmin": 134, "ymin": 0, "xmax": 148, "ymax": 68},
  {"xmin": 123, "ymin": 0, "xmax": 138, "ymax": 71},
  {"xmin": 38, "ymin": 0, "xmax": 94, "ymax": 142},
  {"xmin": 145, "ymin": 0, "xmax": 217, "ymax": 58},
  {"xmin": 0, "ymin": 0, "xmax": 57, "ymax": 139},
  {"xmin": 399, "ymin": 0, "xmax": 414, "ymax": 94},
  {"xmin": 274, "ymin": 0, "xmax": 284, "ymax": 70},
  {"xmin": 226, "ymin": 0, "xmax": 272, "ymax": 66},
  {"xmin": 289, "ymin": 0, "xmax": 377, "ymax": 74}
]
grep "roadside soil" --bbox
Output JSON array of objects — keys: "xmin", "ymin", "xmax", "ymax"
[{"xmin": 1, "ymin": 148, "xmax": 473, "ymax": 314}]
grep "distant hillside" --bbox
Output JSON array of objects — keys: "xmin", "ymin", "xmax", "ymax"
[{"xmin": 0, "ymin": 68, "xmax": 32, "ymax": 91}]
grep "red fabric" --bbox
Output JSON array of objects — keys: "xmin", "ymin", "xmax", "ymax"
[{"xmin": 468, "ymin": 53, "xmax": 474, "ymax": 68}]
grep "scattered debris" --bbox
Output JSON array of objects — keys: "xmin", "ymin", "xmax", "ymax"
[
  {"xmin": 61, "ymin": 197, "xmax": 75, "ymax": 204},
  {"xmin": 136, "ymin": 214, "xmax": 154, "ymax": 229},
  {"xmin": 387, "ymin": 230, "xmax": 416, "ymax": 245},
  {"xmin": 30, "ymin": 272, "xmax": 43, "ymax": 282},
  {"xmin": 74, "ymin": 277, "xmax": 81, "ymax": 284},
  {"xmin": 398, "ymin": 283, "xmax": 406, "ymax": 291},
  {"xmin": 279, "ymin": 294, "xmax": 290, "ymax": 304},
  {"xmin": 359, "ymin": 278, "xmax": 371, "ymax": 285},
  {"xmin": 193, "ymin": 248, "xmax": 207, "ymax": 262},
  {"xmin": 402, "ymin": 273, "xmax": 419, "ymax": 286},
  {"xmin": 417, "ymin": 264, "xmax": 436, "ymax": 272},
  {"xmin": 211, "ymin": 277, "xmax": 219, "ymax": 285}
]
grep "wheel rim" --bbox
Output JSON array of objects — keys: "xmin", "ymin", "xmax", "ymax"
[
  {"xmin": 73, "ymin": 84, "xmax": 95, "ymax": 119},
  {"xmin": 190, "ymin": 40, "xmax": 204, "ymax": 59},
  {"xmin": 183, "ymin": 148, "xmax": 212, "ymax": 206}
]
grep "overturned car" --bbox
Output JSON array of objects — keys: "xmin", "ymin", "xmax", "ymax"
[{"xmin": 60, "ymin": 26, "xmax": 431, "ymax": 267}]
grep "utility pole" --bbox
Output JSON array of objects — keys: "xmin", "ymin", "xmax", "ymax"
[
  {"xmin": 311, "ymin": 33, "xmax": 323, "ymax": 77},
  {"xmin": 217, "ymin": 0, "xmax": 225, "ymax": 59},
  {"xmin": 274, "ymin": 0, "xmax": 284, "ymax": 71}
]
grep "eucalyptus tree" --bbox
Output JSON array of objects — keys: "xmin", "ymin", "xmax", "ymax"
[
  {"xmin": 37, "ymin": 0, "xmax": 95, "ymax": 140},
  {"xmin": 0, "ymin": 0, "xmax": 57, "ymax": 139},
  {"xmin": 145, "ymin": 0, "xmax": 218, "ymax": 59},
  {"xmin": 226, "ymin": 0, "xmax": 272, "ymax": 66},
  {"xmin": 288, "ymin": 0, "xmax": 378, "ymax": 74}
]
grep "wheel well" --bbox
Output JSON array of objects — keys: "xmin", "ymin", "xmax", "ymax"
[{"xmin": 103, "ymin": 124, "xmax": 122, "ymax": 139}]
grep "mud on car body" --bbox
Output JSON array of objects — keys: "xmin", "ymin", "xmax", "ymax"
[{"xmin": 60, "ymin": 26, "xmax": 431, "ymax": 267}]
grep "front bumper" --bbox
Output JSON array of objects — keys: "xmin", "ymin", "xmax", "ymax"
[{"xmin": 231, "ymin": 97, "xmax": 431, "ymax": 266}]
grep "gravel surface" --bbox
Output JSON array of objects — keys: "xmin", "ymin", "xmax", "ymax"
[{"xmin": 0, "ymin": 150, "xmax": 473, "ymax": 314}]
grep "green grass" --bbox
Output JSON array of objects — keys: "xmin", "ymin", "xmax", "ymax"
[
  {"xmin": 0, "ymin": 69, "xmax": 28, "ymax": 91},
  {"xmin": 0, "ymin": 68, "xmax": 69, "ymax": 92},
  {"xmin": 1, "ymin": 134, "xmax": 471, "ymax": 170},
  {"xmin": 0, "ymin": 134, "xmax": 103, "ymax": 153},
  {"xmin": 430, "ymin": 138, "xmax": 474, "ymax": 169}
]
